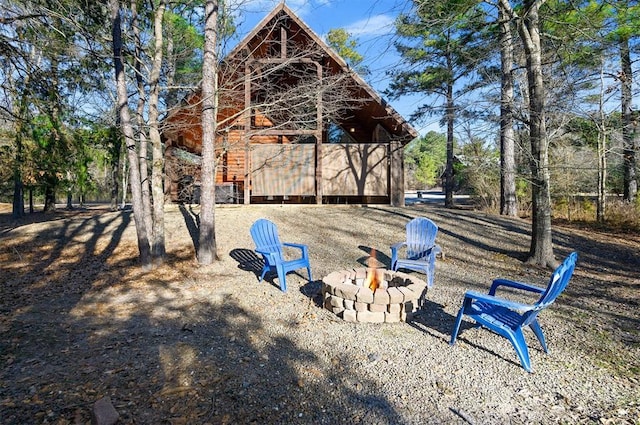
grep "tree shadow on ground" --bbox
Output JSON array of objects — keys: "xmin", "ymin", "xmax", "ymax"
[
  {"xmin": 1, "ymin": 210, "xmax": 408, "ymax": 424},
  {"xmin": 178, "ymin": 203, "xmax": 199, "ymax": 252}
]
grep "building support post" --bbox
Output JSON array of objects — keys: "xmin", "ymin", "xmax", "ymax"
[
  {"xmin": 390, "ymin": 140, "xmax": 404, "ymax": 207},
  {"xmin": 243, "ymin": 62, "xmax": 251, "ymax": 204},
  {"xmin": 315, "ymin": 61, "xmax": 323, "ymax": 205}
]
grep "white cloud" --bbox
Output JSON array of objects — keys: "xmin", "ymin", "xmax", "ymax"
[{"xmin": 344, "ymin": 14, "xmax": 395, "ymax": 37}]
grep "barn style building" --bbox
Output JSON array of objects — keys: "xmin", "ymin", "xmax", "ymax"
[{"xmin": 162, "ymin": 3, "xmax": 417, "ymax": 206}]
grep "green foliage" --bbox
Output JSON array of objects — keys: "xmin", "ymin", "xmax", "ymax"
[
  {"xmin": 386, "ymin": 0, "xmax": 491, "ymax": 131},
  {"xmin": 30, "ymin": 115, "xmax": 69, "ymax": 191},
  {"xmin": 326, "ymin": 28, "xmax": 368, "ymax": 75},
  {"xmin": 404, "ymin": 131, "xmax": 447, "ymax": 187},
  {"xmin": 0, "ymin": 144, "xmax": 14, "ymax": 201},
  {"xmin": 165, "ymin": 10, "xmax": 205, "ymax": 81},
  {"xmin": 605, "ymin": 0, "xmax": 640, "ymax": 42},
  {"xmin": 447, "ymin": 137, "xmax": 501, "ymax": 208}
]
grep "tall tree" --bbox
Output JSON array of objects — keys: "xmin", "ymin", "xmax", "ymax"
[
  {"xmin": 387, "ymin": 0, "xmax": 487, "ymax": 208},
  {"xmin": 498, "ymin": 0, "xmax": 518, "ymax": 216},
  {"xmin": 130, "ymin": 0, "xmax": 154, "ymax": 246},
  {"xmin": 103, "ymin": 0, "xmax": 202, "ymax": 268},
  {"xmin": 109, "ymin": 0, "xmax": 152, "ymax": 269},
  {"xmin": 501, "ymin": 0, "xmax": 555, "ymax": 267},
  {"xmin": 149, "ymin": 0, "xmax": 167, "ymax": 262},
  {"xmin": 198, "ymin": 0, "xmax": 219, "ymax": 265},
  {"xmin": 614, "ymin": 2, "xmax": 640, "ymax": 203}
]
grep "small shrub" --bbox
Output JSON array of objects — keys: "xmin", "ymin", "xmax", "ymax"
[{"xmin": 606, "ymin": 199, "xmax": 640, "ymax": 231}]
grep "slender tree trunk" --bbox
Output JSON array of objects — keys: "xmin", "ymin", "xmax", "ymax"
[
  {"xmin": 131, "ymin": 0, "xmax": 153, "ymax": 240},
  {"xmin": 66, "ymin": 183, "xmax": 73, "ymax": 210},
  {"xmin": 149, "ymin": 1, "xmax": 167, "ymax": 262},
  {"xmin": 198, "ymin": 0, "xmax": 220, "ymax": 265},
  {"xmin": 44, "ymin": 184, "xmax": 56, "ymax": 212},
  {"xmin": 12, "ymin": 159, "xmax": 24, "ymax": 218},
  {"xmin": 121, "ymin": 142, "xmax": 128, "ymax": 209},
  {"xmin": 444, "ymin": 52, "xmax": 455, "ymax": 208},
  {"xmin": 445, "ymin": 89, "xmax": 455, "ymax": 207},
  {"xmin": 499, "ymin": 3, "xmax": 518, "ymax": 217},
  {"xmin": 165, "ymin": 30, "xmax": 178, "ymax": 111},
  {"xmin": 109, "ymin": 0, "xmax": 152, "ymax": 269},
  {"xmin": 9, "ymin": 54, "xmax": 26, "ymax": 218},
  {"xmin": 12, "ymin": 113, "xmax": 25, "ymax": 219},
  {"xmin": 620, "ymin": 37, "xmax": 637, "ymax": 202},
  {"xmin": 597, "ymin": 63, "xmax": 607, "ymax": 223},
  {"xmin": 109, "ymin": 131, "xmax": 121, "ymax": 211},
  {"xmin": 517, "ymin": 0, "xmax": 556, "ymax": 268}
]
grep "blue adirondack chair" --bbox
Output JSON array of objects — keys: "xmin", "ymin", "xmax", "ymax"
[
  {"xmin": 450, "ymin": 252, "xmax": 578, "ymax": 372},
  {"xmin": 390, "ymin": 217, "xmax": 442, "ymax": 287},
  {"xmin": 250, "ymin": 218, "xmax": 312, "ymax": 292}
]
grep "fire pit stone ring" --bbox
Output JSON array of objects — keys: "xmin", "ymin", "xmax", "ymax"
[{"xmin": 321, "ymin": 268, "xmax": 427, "ymax": 323}]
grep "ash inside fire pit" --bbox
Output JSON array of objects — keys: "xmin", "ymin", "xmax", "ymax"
[{"xmin": 322, "ymin": 268, "xmax": 427, "ymax": 323}]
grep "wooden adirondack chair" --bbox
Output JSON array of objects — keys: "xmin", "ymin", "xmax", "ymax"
[
  {"xmin": 250, "ymin": 218, "xmax": 312, "ymax": 292},
  {"xmin": 450, "ymin": 252, "xmax": 578, "ymax": 372},
  {"xmin": 390, "ymin": 217, "xmax": 442, "ymax": 287}
]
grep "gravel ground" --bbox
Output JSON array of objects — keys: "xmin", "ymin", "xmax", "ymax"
[{"xmin": 1, "ymin": 202, "xmax": 638, "ymax": 424}]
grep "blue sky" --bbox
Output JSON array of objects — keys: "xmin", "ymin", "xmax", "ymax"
[{"xmin": 227, "ymin": 0, "xmax": 441, "ymax": 136}]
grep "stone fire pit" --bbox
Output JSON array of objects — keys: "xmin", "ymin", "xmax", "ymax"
[{"xmin": 322, "ymin": 268, "xmax": 427, "ymax": 323}]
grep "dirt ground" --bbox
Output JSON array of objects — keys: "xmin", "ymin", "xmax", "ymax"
[{"xmin": 0, "ymin": 202, "xmax": 638, "ymax": 424}]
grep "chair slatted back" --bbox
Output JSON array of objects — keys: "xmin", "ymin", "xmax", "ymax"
[
  {"xmin": 537, "ymin": 252, "xmax": 578, "ymax": 308},
  {"xmin": 520, "ymin": 252, "xmax": 577, "ymax": 327},
  {"xmin": 250, "ymin": 219, "xmax": 284, "ymax": 262},
  {"xmin": 406, "ymin": 218, "xmax": 438, "ymax": 259}
]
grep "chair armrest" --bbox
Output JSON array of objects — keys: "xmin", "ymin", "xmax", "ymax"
[
  {"xmin": 390, "ymin": 242, "xmax": 407, "ymax": 251},
  {"xmin": 465, "ymin": 290, "xmax": 535, "ymax": 313},
  {"xmin": 255, "ymin": 249, "xmax": 278, "ymax": 264},
  {"xmin": 390, "ymin": 242, "xmax": 407, "ymax": 260},
  {"xmin": 489, "ymin": 279, "xmax": 545, "ymax": 296},
  {"xmin": 282, "ymin": 242, "xmax": 309, "ymax": 257}
]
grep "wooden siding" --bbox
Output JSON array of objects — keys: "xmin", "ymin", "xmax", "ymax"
[
  {"xmin": 250, "ymin": 144, "xmax": 316, "ymax": 196},
  {"xmin": 321, "ymin": 144, "xmax": 388, "ymax": 196}
]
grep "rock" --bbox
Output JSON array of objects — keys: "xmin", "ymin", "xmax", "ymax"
[{"xmin": 92, "ymin": 396, "xmax": 119, "ymax": 425}]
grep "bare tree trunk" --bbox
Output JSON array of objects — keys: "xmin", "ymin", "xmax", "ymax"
[
  {"xmin": 164, "ymin": 29, "xmax": 178, "ymax": 112},
  {"xmin": 12, "ymin": 95, "xmax": 26, "ymax": 219},
  {"xmin": 121, "ymin": 143, "xmax": 128, "ymax": 209},
  {"xmin": 109, "ymin": 130, "xmax": 121, "ymax": 211},
  {"xmin": 149, "ymin": 1, "xmax": 167, "ymax": 263},
  {"xmin": 499, "ymin": 3, "xmax": 518, "ymax": 217},
  {"xmin": 109, "ymin": 0, "xmax": 152, "ymax": 270},
  {"xmin": 12, "ymin": 145, "xmax": 24, "ymax": 218},
  {"xmin": 517, "ymin": 0, "xmax": 556, "ymax": 268},
  {"xmin": 620, "ymin": 38, "xmax": 637, "ymax": 202},
  {"xmin": 131, "ymin": 0, "xmax": 154, "ymax": 241},
  {"xmin": 444, "ymin": 64, "xmax": 455, "ymax": 208},
  {"xmin": 198, "ymin": 0, "xmax": 220, "ymax": 265},
  {"xmin": 597, "ymin": 64, "xmax": 607, "ymax": 223}
]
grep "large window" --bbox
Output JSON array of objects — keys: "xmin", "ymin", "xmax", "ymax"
[{"xmin": 327, "ymin": 121, "xmax": 356, "ymax": 144}]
